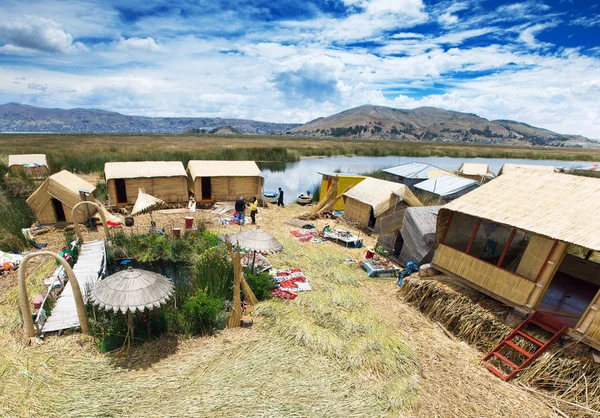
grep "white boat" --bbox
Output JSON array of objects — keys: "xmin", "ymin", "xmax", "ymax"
[
  {"xmin": 296, "ymin": 192, "xmax": 313, "ymax": 205},
  {"xmin": 263, "ymin": 191, "xmax": 279, "ymax": 204}
]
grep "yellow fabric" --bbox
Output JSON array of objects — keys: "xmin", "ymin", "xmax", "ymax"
[{"xmin": 251, "ymin": 201, "xmax": 258, "ymax": 211}]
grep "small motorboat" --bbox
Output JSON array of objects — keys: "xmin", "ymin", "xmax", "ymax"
[
  {"xmin": 263, "ymin": 191, "xmax": 279, "ymax": 204},
  {"xmin": 296, "ymin": 192, "xmax": 313, "ymax": 205}
]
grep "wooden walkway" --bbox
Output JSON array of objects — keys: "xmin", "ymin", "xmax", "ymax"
[{"xmin": 42, "ymin": 240, "xmax": 106, "ymax": 333}]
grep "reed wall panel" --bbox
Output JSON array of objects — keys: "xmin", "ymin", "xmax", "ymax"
[
  {"xmin": 516, "ymin": 235, "xmax": 555, "ymax": 281},
  {"xmin": 586, "ymin": 311, "xmax": 600, "ymax": 342},
  {"xmin": 433, "ymin": 244, "xmax": 535, "ymax": 305},
  {"xmin": 344, "ymin": 198, "xmax": 371, "ymax": 227}
]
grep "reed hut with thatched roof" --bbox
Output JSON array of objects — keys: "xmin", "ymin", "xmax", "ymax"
[
  {"xmin": 26, "ymin": 170, "xmax": 97, "ymax": 224},
  {"xmin": 318, "ymin": 172, "xmax": 365, "ymax": 211},
  {"xmin": 342, "ymin": 177, "xmax": 422, "ymax": 229},
  {"xmin": 431, "ymin": 170, "xmax": 600, "ymax": 350},
  {"xmin": 8, "ymin": 154, "xmax": 49, "ymax": 177},
  {"xmin": 497, "ymin": 163, "xmax": 557, "ymax": 176},
  {"xmin": 186, "ymin": 160, "xmax": 263, "ymax": 202},
  {"xmin": 104, "ymin": 161, "xmax": 187, "ymax": 206},
  {"xmin": 458, "ymin": 162, "xmax": 494, "ymax": 183}
]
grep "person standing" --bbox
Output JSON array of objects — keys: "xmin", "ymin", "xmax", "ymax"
[
  {"xmin": 277, "ymin": 187, "xmax": 284, "ymax": 207},
  {"xmin": 250, "ymin": 196, "xmax": 258, "ymax": 225},
  {"xmin": 188, "ymin": 193, "xmax": 196, "ymax": 213},
  {"xmin": 235, "ymin": 196, "xmax": 246, "ymax": 225}
]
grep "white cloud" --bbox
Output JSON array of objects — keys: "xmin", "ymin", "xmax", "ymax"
[
  {"xmin": 114, "ymin": 37, "xmax": 163, "ymax": 53},
  {"xmin": 438, "ymin": 12, "xmax": 459, "ymax": 26},
  {"xmin": 518, "ymin": 23, "xmax": 555, "ymax": 48},
  {"xmin": 0, "ymin": 15, "xmax": 87, "ymax": 54}
]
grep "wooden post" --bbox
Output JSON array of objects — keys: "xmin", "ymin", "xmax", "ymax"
[
  {"xmin": 497, "ymin": 229, "xmax": 517, "ymax": 267},
  {"xmin": 465, "ymin": 219, "xmax": 482, "ymax": 255},
  {"xmin": 18, "ymin": 251, "xmax": 89, "ymax": 337},
  {"xmin": 227, "ymin": 243, "xmax": 242, "ymax": 328}
]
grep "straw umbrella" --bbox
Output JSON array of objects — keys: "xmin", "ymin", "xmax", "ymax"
[
  {"xmin": 89, "ymin": 267, "xmax": 174, "ymax": 345},
  {"xmin": 225, "ymin": 227, "xmax": 283, "ymax": 272},
  {"xmin": 131, "ymin": 188, "xmax": 166, "ymax": 226}
]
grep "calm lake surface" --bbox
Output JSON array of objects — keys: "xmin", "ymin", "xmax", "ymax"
[{"xmin": 259, "ymin": 155, "xmax": 596, "ymax": 203}]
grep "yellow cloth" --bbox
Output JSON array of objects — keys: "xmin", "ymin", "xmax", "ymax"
[{"xmin": 251, "ymin": 201, "xmax": 258, "ymax": 211}]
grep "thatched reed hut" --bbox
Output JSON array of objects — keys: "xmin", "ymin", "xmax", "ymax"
[
  {"xmin": 458, "ymin": 162, "xmax": 494, "ymax": 183},
  {"xmin": 318, "ymin": 172, "xmax": 365, "ymax": 211},
  {"xmin": 414, "ymin": 174, "xmax": 479, "ymax": 202},
  {"xmin": 383, "ymin": 162, "xmax": 452, "ymax": 189},
  {"xmin": 186, "ymin": 160, "xmax": 263, "ymax": 202},
  {"xmin": 376, "ymin": 205, "xmax": 440, "ymax": 264},
  {"xmin": 431, "ymin": 170, "xmax": 600, "ymax": 350},
  {"xmin": 8, "ymin": 154, "xmax": 49, "ymax": 177},
  {"xmin": 104, "ymin": 161, "xmax": 188, "ymax": 206},
  {"xmin": 26, "ymin": 170, "xmax": 97, "ymax": 224},
  {"xmin": 342, "ymin": 177, "xmax": 422, "ymax": 229},
  {"xmin": 497, "ymin": 163, "xmax": 556, "ymax": 176}
]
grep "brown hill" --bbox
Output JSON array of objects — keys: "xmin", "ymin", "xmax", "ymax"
[{"xmin": 290, "ymin": 105, "xmax": 593, "ymax": 147}]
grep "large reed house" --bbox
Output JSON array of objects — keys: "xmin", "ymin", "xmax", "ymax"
[
  {"xmin": 457, "ymin": 162, "xmax": 494, "ymax": 183},
  {"xmin": 318, "ymin": 172, "xmax": 365, "ymax": 211},
  {"xmin": 431, "ymin": 171, "xmax": 600, "ymax": 350},
  {"xmin": 8, "ymin": 154, "xmax": 50, "ymax": 177},
  {"xmin": 187, "ymin": 160, "xmax": 263, "ymax": 202},
  {"xmin": 497, "ymin": 163, "xmax": 556, "ymax": 176},
  {"xmin": 27, "ymin": 170, "xmax": 97, "ymax": 224},
  {"xmin": 342, "ymin": 177, "xmax": 422, "ymax": 229},
  {"xmin": 104, "ymin": 161, "xmax": 188, "ymax": 206}
]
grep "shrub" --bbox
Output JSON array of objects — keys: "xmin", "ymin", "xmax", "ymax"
[
  {"xmin": 244, "ymin": 270, "xmax": 273, "ymax": 301},
  {"xmin": 109, "ymin": 229, "xmax": 220, "ymax": 263},
  {"xmin": 0, "ymin": 198, "xmax": 36, "ymax": 252},
  {"xmin": 180, "ymin": 290, "xmax": 224, "ymax": 335},
  {"xmin": 193, "ymin": 246, "xmax": 234, "ymax": 300}
]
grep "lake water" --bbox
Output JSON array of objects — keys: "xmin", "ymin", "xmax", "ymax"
[{"xmin": 258, "ymin": 156, "xmax": 596, "ymax": 203}]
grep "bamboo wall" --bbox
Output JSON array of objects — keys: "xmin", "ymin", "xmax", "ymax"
[
  {"xmin": 344, "ymin": 198, "xmax": 372, "ymax": 227},
  {"xmin": 8, "ymin": 165, "xmax": 50, "ymax": 177},
  {"xmin": 192, "ymin": 176, "xmax": 263, "ymax": 202},
  {"xmin": 107, "ymin": 177, "xmax": 188, "ymax": 205},
  {"xmin": 433, "ymin": 244, "xmax": 535, "ymax": 305}
]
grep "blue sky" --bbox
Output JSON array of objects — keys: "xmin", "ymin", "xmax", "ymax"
[{"xmin": 0, "ymin": 0, "xmax": 599, "ymax": 138}]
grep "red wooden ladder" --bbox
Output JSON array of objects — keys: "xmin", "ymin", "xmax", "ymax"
[{"xmin": 482, "ymin": 311, "xmax": 568, "ymax": 381}]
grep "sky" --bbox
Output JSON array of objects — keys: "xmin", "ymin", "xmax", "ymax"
[{"xmin": 0, "ymin": 0, "xmax": 599, "ymax": 138}]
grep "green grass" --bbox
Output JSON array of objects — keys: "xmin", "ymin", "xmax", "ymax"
[
  {"xmin": 1, "ymin": 134, "xmax": 599, "ymax": 176},
  {"xmin": 0, "ymin": 198, "xmax": 36, "ymax": 252}
]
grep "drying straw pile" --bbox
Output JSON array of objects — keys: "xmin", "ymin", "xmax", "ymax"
[
  {"xmin": 401, "ymin": 275, "xmax": 600, "ymax": 415},
  {"xmin": 515, "ymin": 347, "xmax": 600, "ymax": 412},
  {"xmin": 400, "ymin": 275, "xmax": 512, "ymax": 351}
]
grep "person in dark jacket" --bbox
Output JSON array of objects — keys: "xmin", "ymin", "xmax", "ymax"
[
  {"xmin": 277, "ymin": 187, "xmax": 284, "ymax": 207},
  {"xmin": 234, "ymin": 196, "xmax": 246, "ymax": 225}
]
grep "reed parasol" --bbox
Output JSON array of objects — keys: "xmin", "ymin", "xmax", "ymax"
[
  {"xmin": 225, "ymin": 227, "xmax": 283, "ymax": 272},
  {"xmin": 89, "ymin": 267, "xmax": 174, "ymax": 345},
  {"xmin": 131, "ymin": 188, "xmax": 165, "ymax": 225}
]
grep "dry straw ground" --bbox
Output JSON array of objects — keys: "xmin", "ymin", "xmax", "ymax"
[{"xmin": 0, "ymin": 204, "xmax": 577, "ymax": 417}]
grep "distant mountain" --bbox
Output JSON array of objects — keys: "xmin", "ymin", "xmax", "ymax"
[
  {"xmin": 290, "ymin": 105, "xmax": 594, "ymax": 147},
  {"xmin": 0, "ymin": 103, "xmax": 299, "ymax": 135}
]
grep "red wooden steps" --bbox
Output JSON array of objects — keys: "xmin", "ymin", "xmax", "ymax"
[{"xmin": 482, "ymin": 311, "xmax": 568, "ymax": 381}]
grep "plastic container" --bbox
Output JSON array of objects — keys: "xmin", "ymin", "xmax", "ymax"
[
  {"xmin": 184, "ymin": 216, "xmax": 194, "ymax": 229},
  {"xmin": 172, "ymin": 228, "xmax": 181, "ymax": 238}
]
